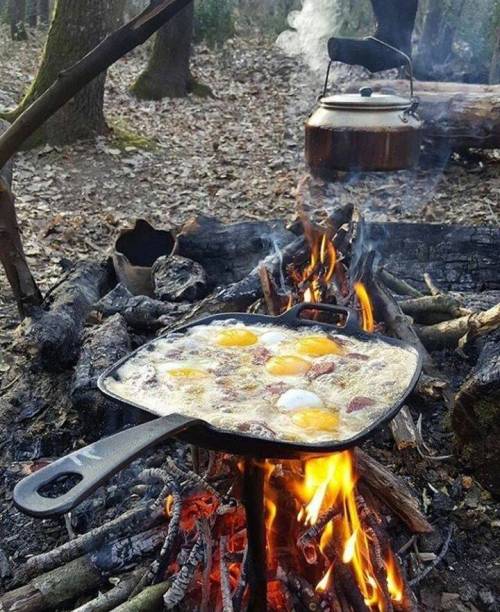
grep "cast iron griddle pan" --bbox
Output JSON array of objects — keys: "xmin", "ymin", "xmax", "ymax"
[{"xmin": 13, "ymin": 303, "xmax": 422, "ymax": 517}]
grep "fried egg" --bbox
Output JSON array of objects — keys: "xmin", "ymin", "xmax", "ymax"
[
  {"xmin": 276, "ymin": 388, "xmax": 323, "ymax": 411},
  {"xmin": 265, "ymin": 355, "xmax": 311, "ymax": 376},
  {"xmin": 216, "ymin": 328, "xmax": 258, "ymax": 347},
  {"xmin": 296, "ymin": 335, "xmax": 344, "ymax": 357},
  {"xmin": 105, "ymin": 320, "xmax": 419, "ymax": 444}
]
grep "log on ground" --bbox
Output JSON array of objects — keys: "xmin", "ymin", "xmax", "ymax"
[
  {"xmin": 349, "ymin": 80, "xmax": 500, "ymax": 150},
  {"xmin": 452, "ymin": 330, "xmax": 500, "ymax": 497},
  {"xmin": 19, "ymin": 261, "xmax": 112, "ymax": 370}
]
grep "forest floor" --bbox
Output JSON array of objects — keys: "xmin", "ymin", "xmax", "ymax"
[{"xmin": 0, "ymin": 27, "xmax": 499, "ymax": 612}]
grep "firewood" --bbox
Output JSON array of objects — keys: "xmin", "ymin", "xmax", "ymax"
[
  {"xmin": 72, "ymin": 568, "xmax": 144, "ymax": 612},
  {"xmin": 399, "ymin": 295, "xmax": 471, "ymax": 323},
  {"xmin": 152, "ymin": 254, "xmax": 207, "ymax": 302},
  {"xmin": 355, "ymin": 449, "xmax": 433, "ymax": 534},
  {"xmin": 453, "ymin": 329, "xmax": 500, "ymax": 496},
  {"xmin": 390, "ymin": 406, "xmax": 418, "ymax": 451},
  {"xmin": 71, "ymin": 313, "xmax": 131, "ymax": 411},
  {"xmin": 22, "ymin": 492, "xmax": 167, "ymax": 581},
  {"xmin": 177, "ymin": 215, "xmax": 295, "ymax": 289},
  {"xmin": 219, "ymin": 536, "xmax": 234, "ymax": 612},
  {"xmin": 379, "ymin": 268, "xmax": 423, "ymax": 298},
  {"xmin": 163, "ymin": 535, "xmax": 204, "ymax": 609},
  {"xmin": 258, "ymin": 264, "xmax": 283, "ymax": 316},
  {"xmin": 112, "ymin": 580, "xmax": 171, "ymax": 612},
  {"xmin": 416, "ymin": 303, "xmax": 500, "ymax": 350},
  {"xmin": 0, "ymin": 527, "xmax": 168, "ymax": 612},
  {"xmin": 18, "ymin": 261, "xmax": 112, "ymax": 370}
]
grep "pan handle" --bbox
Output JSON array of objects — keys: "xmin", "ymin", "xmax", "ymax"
[
  {"xmin": 277, "ymin": 303, "xmax": 362, "ymax": 334},
  {"xmin": 13, "ymin": 413, "xmax": 202, "ymax": 518}
]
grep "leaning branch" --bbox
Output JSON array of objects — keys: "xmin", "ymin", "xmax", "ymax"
[{"xmin": 0, "ymin": 0, "xmax": 193, "ymax": 171}]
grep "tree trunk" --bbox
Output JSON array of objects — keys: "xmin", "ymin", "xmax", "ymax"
[
  {"xmin": 27, "ymin": 0, "xmax": 38, "ymax": 27},
  {"xmin": 9, "ymin": 0, "xmax": 28, "ymax": 40},
  {"xmin": 131, "ymin": 1, "xmax": 194, "ymax": 99},
  {"xmin": 38, "ymin": 0, "xmax": 50, "ymax": 25},
  {"xmin": 8, "ymin": 0, "xmax": 121, "ymax": 146}
]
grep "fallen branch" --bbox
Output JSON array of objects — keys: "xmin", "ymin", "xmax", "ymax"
[
  {"xmin": 379, "ymin": 268, "xmax": 423, "ymax": 298},
  {"xmin": 112, "ymin": 580, "xmax": 171, "ymax": 612},
  {"xmin": 72, "ymin": 569, "xmax": 143, "ymax": 612},
  {"xmin": 399, "ymin": 295, "xmax": 471, "ymax": 321}
]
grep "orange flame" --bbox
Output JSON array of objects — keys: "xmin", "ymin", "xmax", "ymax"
[
  {"xmin": 293, "ymin": 451, "xmax": 404, "ymax": 611},
  {"xmin": 354, "ymin": 281, "xmax": 375, "ymax": 333},
  {"xmin": 385, "ymin": 550, "xmax": 404, "ymax": 603},
  {"xmin": 288, "ymin": 222, "xmax": 337, "ymax": 308}
]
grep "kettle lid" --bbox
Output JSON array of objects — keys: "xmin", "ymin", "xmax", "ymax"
[{"xmin": 320, "ymin": 87, "xmax": 412, "ymax": 111}]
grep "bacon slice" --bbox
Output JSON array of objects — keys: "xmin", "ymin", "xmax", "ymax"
[
  {"xmin": 308, "ymin": 361, "xmax": 336, "ymax": 380},
  {"xmin": 347, "ymin": 396, "xmax": 375, "ymax": 413}
]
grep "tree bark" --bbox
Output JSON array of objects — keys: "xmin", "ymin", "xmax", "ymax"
[
  {"xmin": 131, "ymin": 1, "xmax": 194, "ymax": 99},
  {"xmin": 0, "ymin": 176, "xmax": 43, "ymax": 316},
  {"xmin": 7, "ymin": 0, "xmax": 122, "ymax": 146},
  {"xmin": 27, "ymin": 0, "xmax": 38, "ymax": 27},
  {"xmin": 9, "ymin": 0, "xmax": 28, "ymax": 40}
]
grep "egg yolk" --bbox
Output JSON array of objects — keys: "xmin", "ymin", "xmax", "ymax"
[
  {"xmin": 216, "ymin": 329, "xmax": 258, "ymax": 347},
  {"xmin": 166, "ymin": 367, "xmax": 208, "ymax": 378},
  {"xmin": 291, "ymin": 408, "xmax": 339, "ymax": 431},
  {"xmin": 265, "ymin": 355, "xmax": 311, "ymax": 376},
  {"xmin": 296, "ymin": 335, "xmax": 343, "ymax": 357}
]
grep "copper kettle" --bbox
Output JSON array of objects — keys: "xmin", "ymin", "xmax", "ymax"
[{"xmin": 305, "ymin": 50, "xmax": 422, "ymax": 178}]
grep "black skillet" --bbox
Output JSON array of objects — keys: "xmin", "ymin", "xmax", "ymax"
[{"xmin": 13, "ymin": 303, "xmax": 422, "ymax": 518}]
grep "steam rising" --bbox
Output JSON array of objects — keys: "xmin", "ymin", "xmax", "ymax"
[{"xmin": 276, "ymin": 0, "xmax": 340, "ymax": 75}]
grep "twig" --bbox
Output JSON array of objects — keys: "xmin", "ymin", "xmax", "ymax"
[
  {"xmin": 423, "ymin": 273, "xmax": 441, "ymax": 296},
  {"xmin": 415, "ymin": 415, "xmax": 453, "ymax": 461},
  {"xmin": 409, "ymin": 525, "xmax": 454, "ymax": 586},
  {"xmin": 231, "ymin": 545, "xmax": 248, "ymax": 610},
  {"xmin": 380, "ymin": 268, "xmax": 423, "ymax": 297},
  {"xmin": 399, "ymin": 295, "xmax": 471, "ymax": 320},
  {"xmin": 166, "ymin": 458, "xmax": 221, "ymax": 498},
  {"xmin": 199, "ymin": 518, "xmax": 213, "ymax": 612},
  {"xmin": 163, "ymin": 535, "xmax": 204, "ymax": 609},
  {"xmin": 219, "ymin": 536, "xmax": 234, "ymax": 612}
]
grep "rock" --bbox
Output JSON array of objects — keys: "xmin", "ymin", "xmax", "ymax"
[{"xmin": 152, "ymin": 255, "xmax": 207, "ymax": 302}]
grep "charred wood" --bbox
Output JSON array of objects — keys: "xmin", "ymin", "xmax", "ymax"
[
  {"xmin": 152, "ymin": 254, "xmax": 207, "ymax": 302},
  {"xmin": 71, "ymin": 314, "xmax": 130, "ymax": 412},
  {"xmin": 390, "ymin": 406, "xmax": 418, "ymax": 451},
  {"xmin": 19, "ymin": 261, "xmax": 111, "ymax": 370},
  {"xmin": 366, "ymin": 223, "xmax": 500, "ymax": 293},
  {"xmin": 355, "ymin": 448, "xmax": 433, "ymax": 534},
  {"xmin": 0, "ymin": 527, "xmax": 167, "ymax": 612},
  {"xmin": 163, "ymin": 535, "xmax": 204, "ymax": 609},
  {"xmin": 177, "ymin": 215, "xmax": 295, "ymax": 289},
  {"xmin": 453, "ymin": 329, "xmax": 500, "ymax": 496}
]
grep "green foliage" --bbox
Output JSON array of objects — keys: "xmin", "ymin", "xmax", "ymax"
[{"xmin": 194, "ymin": 0, "xmax": 235, "ymax": 47}]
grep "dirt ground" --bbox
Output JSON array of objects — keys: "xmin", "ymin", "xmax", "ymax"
[{"xmin": 0, "ymin": 26, "xmax": 499, "ymax": 612}]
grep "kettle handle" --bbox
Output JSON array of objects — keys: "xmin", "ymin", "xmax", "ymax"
[{"xmin": 321, "ymin": 60, "xmax": 334, "ymax": 99}]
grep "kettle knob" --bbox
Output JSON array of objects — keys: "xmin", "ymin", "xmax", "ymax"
[{"xmin": 359, "ymin": 87, "xmax": 373, "ymax": 97}]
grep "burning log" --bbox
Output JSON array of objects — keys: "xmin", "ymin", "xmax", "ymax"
[
  {"xmin": 219, "ymin": 536, "xmax": 234, "ymax": 612},
  {"xmin": 19, "ymin": 260, "xmax": 112, "ymax": 370},
  {"xmin": 416, "ymin": 303, "xmax": 500, "ymax": 350},
  {"xmin": 355, "ymin": 449, "xmax": 433, "ymax": 534},
  {"xmin": 163, "ymin": 535, "xmax": 204, "ymax": 609}
]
